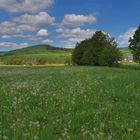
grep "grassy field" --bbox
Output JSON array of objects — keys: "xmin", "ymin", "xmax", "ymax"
[
  {"xmin": 21, "ymin": 52, "xmax": 71, "ymax": 59},
  {"xmin": 0, "ymin": 45, "xmax": 72, "ymax": 65},
  {"xmin": 0, "ymin": 51, "xmax": 72, "ymax": 65},
  {"xmin": 120, "ymin": 49, "xmax": 131, "ymax": 58},
  {"xmin": 1, "ymin": 66, "xmax": 140, "ymax": 139}
]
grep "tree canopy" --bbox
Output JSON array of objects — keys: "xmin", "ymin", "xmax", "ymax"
[
  {"xmin": 129, "ymin": 25, "xmax": 140, "ymax": 63},
  {"xmin": 72, "ymin": 31, "xmax": 122, "ymax": 66}
]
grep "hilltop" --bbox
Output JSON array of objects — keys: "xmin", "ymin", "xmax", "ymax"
[{"xmin": 3, "ymin": 44, "xmax": 72, "ymax": 56}]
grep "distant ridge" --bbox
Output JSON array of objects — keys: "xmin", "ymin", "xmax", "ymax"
[{"xmin": 3, "ymin": 44, "xmax": 72, "ymax": 56}]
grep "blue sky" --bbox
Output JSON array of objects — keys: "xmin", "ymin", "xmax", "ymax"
[{"xmin": 0, "ymin": 0, "xmax": 139, "ymax": 51}]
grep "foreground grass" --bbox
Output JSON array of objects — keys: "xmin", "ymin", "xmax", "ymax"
[{"xmin": 0, "ymin": 66, "xmax": 140, "ymax": 139}]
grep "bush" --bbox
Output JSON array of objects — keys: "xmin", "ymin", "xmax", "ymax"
[
  {"xmin": 36, "ymin": 58, "xmax": 47, "ymax": 65},
  {"xmin": 64, "ymin": 58, "xmax": 72, "ymax": 65},
  {"xmin": 72, "ymin": 31, "xmax": 122, "ymax": 66},
  {"xmin": 3, "ymin": 55, "xmax": 26, "ymax": 65},
  {"xmin": 99, "ymin": 46, "xmax": 122, "ymax": 66}
]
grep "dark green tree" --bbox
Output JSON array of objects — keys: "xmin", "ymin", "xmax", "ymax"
[
  {"xmin": 72, "ymin": 41, "xmax": 88, "ymax": 65},
  {"xmin": 72, "ymin": 31, "xmax": 122, "ymax": 66},
  {"xmin": 129, "ymin": 25, "xmax": 140, "ymax": 63},
  {"xmin": 99, "ymin": 45, "xmax": 122, "ymax": 66}
]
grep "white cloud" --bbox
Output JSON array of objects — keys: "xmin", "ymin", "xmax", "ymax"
[
  {"xmin": 57, "ymin": 14, "xmax": 96, "ymax": 48},
  {"xmin": 42, "ymin": 39, "xmax": 53, "ymax": 44},
  {"xmin": 1, "ymin": 35, "xmax": 11, "ymax": 39},
  {"xmin": 0, "ymin": 21, "xmax": 36, "ymax": 35},
  {"xmin": 62, "ymin": 14, "xmax": 96, "ymax": 27},
  {"xmin": 0, "ymin": 12, "xmax": 54, "ymax": 40},
  {"xmin": 37, "ymin": 29, "xmax": 49, "ymax": 36},
  {"xmin": 15, "ymin": 34, "xmax": 42, "ymax": 41},
  {"xmin": 118, "ymin": 27, "xmax": 136, "ymax": 48},
  {"xmin": 13, "ymin": 12, "xmax": 55, "ymax": 26},
  {"xmin": 0, "ymin": 0, "xmax": 53, "ymax": 13},
  {"xmin": 57, "ymin": 27, "xmax": 95, "ymax": 39},
  {"xmin": 57, "ymin": 27, "xmax": 95, "ymax": 48},
  {"xmin": 1, "ymin": 34, "xmax": 42, "ymax": 41},
  {"xmin": 0, "ymin": 42, "xmax": 28, "ymax": 49},
  {"xmin": 20, "ymin": 42, "xmax": 28, "ymax": 47}
]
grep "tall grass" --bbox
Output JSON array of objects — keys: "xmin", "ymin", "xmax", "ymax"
[{"xmin": 0, "ymin": 66, "xmax": 140, "ymax": 139}]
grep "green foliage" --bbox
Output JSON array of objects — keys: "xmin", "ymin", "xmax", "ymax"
[
  {"xmin": 26, "ymin": 58, "xmax": 47, "ymax": 65},
  {"xmin": 36, "ymin": 58, "xmax": 47, "ymax": 65},
  {"xmin": 1, "ymin": 66, "xmax": 140, "ymax": 139},
  {"xmin": 64, "ymin": 58, "xmax": 72, "ymax": 65},
  {"xmin": 72, "ymin": 31, "xmax": 122, "ymax": 66},
  {"xmin": 72, "ymin": 42, "xmax": 87, "ymax": 65},
  {"xmin": 3, "ymin": 55, "xmax": 26, "ymax": 65},
  {"xmin": 99, "ymin": 46, "xmax": 122, "ymax": 66},
  {"xmin": 0, "ymin": 52, "xmax": 6, "ymax": 57},
  {"xmin": 129, "ymin": 25, "xmax": 140, "ymax": 63}
]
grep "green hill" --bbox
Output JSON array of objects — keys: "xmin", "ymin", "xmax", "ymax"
[
  {"xmin": 1, "ymin": 45, "xmax": 72, "ymax": 65},
  {"xmin": 3, "ymin": 44, "xmax": 72, "ymax": 56},
  {"xmin": 2, "ymin": 44, "xmax": 72, "ymax": 59}
]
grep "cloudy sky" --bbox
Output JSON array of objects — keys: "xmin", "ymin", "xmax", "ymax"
[{"xmin": 0, "ymin": 0, "xmax": 139, "ymax": 51}]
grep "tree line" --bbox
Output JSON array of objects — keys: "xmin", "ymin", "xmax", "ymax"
[{"xmin": 1, "ymin": 56, "xmax": 71, "ymax": 65}]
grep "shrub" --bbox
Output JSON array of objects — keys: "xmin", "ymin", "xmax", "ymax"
[
  {"xmin": 72, "ymin": 31, "xmax": 122, "ymax": 66},
  {"xmin": 3, "ymin": 55, "xmax": 26, "ymax": 65},
  {"xmin": 36, "ymin": 58, "xmax": 47, "ymax": 65},
  {"xmin": 64, "ymin": 58, "xmax": 72, "ymax": 65}
]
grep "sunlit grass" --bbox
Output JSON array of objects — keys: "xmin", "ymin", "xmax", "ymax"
[
  {"xmin": 21, "ymin": 52, "xmax": 71, "ymax": 59},
  {"xmin": 0, "ymin": 66, "xmax": 140, "ymax": 139}
]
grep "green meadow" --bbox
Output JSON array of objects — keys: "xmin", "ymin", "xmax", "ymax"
[
  {"xmin": 21, "ymin": 52, "xmax": 71, "ymax": 59},
  {"xmin": 1, "ymin": 66, "xmax": 140, "ymax": 139},
  {"xmin": 0, "ymin": 45, "xmax": 72, "ymax": 65}
]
